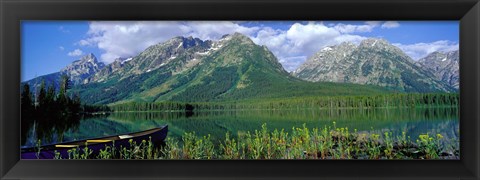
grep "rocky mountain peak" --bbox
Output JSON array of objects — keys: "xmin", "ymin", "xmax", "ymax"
[
  {"xmin": 171, "ymin": 36, "xmax": 209, "ymax": 49},
  {"xmin": 337, "ymin": 41, "xmax": 357, "ymax": 48},
  {"xmin": 149, "ymin": 36, "xmax": 208, "ymax": 53},
  {"xmin": 56, "ymin": 53, "xmax": 105, "ymax": 84},
  {"xmin": 418, "ymin": 50, "xmax": 459, "ymax": 64},
  {"xmin": 359, "ymin": 38, "xmax": 389, "ymax": 48},
  {"xmin": 111, "ymin": 57, "xmax": 127, "ymax": 67},
  {"xmin": 416, "ymin": 50, "xmax": 459, "ymax": 89},
  {"xmin": 231, "ymin": 32, "xmax": 248, "ymax": 38},
  {"xmin": 113, "ymin": 57, "xmax": 133, "ymax": 64},
  {"xmin": 62, "ymin": 53, "xmax": 104, "ymax": 71},
  {"xmin": 447, "ymin": 50, "xmax": 459, "ymax": 60},
  {"xmin": 79, "ymin": 53, "xmax": 98, "ymax": 63},
  {"xmin": 102, "ymin": 35, "xmax": 214, "ymax": 79},
  {"xmin": 293, "ymin": 42, "xmax": 357, "ymax": 80},
  {"xmin": 357, "ymin": 38, "xmax": 402, "ymax": 53},
  {"xmin": 357, "ymin": 38, "xmax": 411, "ymax": 61},
  {"xmin": 218, "ymin": 32, "xmax": 254, "ymax": 45},
  {"xmin": 428, "ymin": 51, "xmax": 443, "ymax": 57}
]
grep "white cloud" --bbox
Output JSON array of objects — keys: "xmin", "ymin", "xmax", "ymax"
[
  {"xmin": 333, "ymin": 22, "xmax": 380, "ymax": 33},
  {"xmin": 79, "ymin": 21, "xmax": 261, "ymax": 63},
  {"xmin": 79, "ymin": 21, "xmax": 429, "ymax": 71},
  {"xmin": 80, "ymin": 21, "xmax": 186, "ymax": 63},
  {"xmin": 381, "ymin": 21, "xmax": 400, "ymax": 29},
  {"xmin": 59, "ymin": 46, "xmax": 65, "ymax": 51},
  {"xmin": 365, "ymin": 21, "xmax": 382, "ymax": 26},
  {"xmin": 279, "ymin": 56, "xmax": 307, "ymax": 72},
  {"xmin": 77, "ymin": 39, "xmax": 91, "ymax": 46},
  {"xmin": 393, "ymin": 40, "xmax": 459, "ymax": 60},
  {"xmin": 67, "ymin": 49, "xmax": 84, "ymax": 57}
]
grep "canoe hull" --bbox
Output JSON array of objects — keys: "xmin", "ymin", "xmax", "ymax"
[{"xmin": 21, "ymin": 126, "xmax": 168, "ymax": 159}]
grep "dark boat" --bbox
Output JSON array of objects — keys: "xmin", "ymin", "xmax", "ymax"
[{"xmin": 21, "ymin": 125, "xmax": 168, "ymax": 159}]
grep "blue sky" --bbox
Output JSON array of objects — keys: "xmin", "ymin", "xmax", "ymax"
[
  {"xmin": 239, "ymin": 21, "xmax": 459, "ymax": 44},
  {"xmin": 22, "ymin": 21, "xmax": 459, "ymax": 81}
]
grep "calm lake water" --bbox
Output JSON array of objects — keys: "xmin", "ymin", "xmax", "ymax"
[{"xmin": 22, "ymin": 107, "xmax": 459, "ymax": 147}]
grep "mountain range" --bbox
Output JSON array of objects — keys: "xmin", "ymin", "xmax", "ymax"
[
  {"xmin": 23, "ymin": 33, "xmax": 458, "ymax": 105},
  {"xmin": 293, "ymin": 38, "xmax": 458, "ymax": 92}
]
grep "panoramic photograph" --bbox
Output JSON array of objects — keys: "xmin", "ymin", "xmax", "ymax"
[{"xmin": 20, "ymin": 21, "xmax": 459, "ymax": 160}]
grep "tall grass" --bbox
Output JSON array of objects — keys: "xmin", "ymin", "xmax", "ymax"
[{"xmin": 43, "ymin": 123, "xmax": 459, "ymax": 160}]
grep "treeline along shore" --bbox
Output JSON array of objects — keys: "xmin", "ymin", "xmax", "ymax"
[{"xmin": 108, "ymin": 93, "xmax": 459, "ymax": 112}]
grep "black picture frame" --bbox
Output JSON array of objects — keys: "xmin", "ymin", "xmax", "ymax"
[{"xmin": 1, "ymin": 0, "xmax": 479, "ymax": 179}]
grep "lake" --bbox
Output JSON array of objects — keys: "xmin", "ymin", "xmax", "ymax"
[{"xmin": 22, "ymin": 107, "xmax": 459, "ymax": 147}]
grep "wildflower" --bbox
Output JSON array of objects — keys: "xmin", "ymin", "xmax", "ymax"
[{"xmin": 419, "ymin": 134, "xmax": 429, "ymax": 141}]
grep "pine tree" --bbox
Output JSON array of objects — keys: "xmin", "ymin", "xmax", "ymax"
[
  {"xmin": 58, "ymin": 74, "xmax": 71, "ymax": 114},
  {"xmin": 37, "ymin": 80, "xmax": 47, "ymax": 113},
  {"xmin": 21, "ymin": 84, "xmax": 34, "ymax": 118}
]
